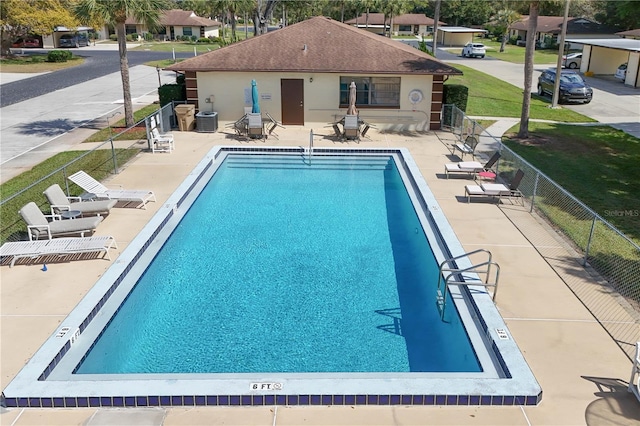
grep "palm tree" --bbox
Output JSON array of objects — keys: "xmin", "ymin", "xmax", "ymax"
[
  {"xmin": 517, "ymin": 0, "xmax": 539, "ymax": 139},
  {"xmin": 491, "ymin": 8, "xmax": 520, "ymax": 53},
  {"xmin": 74, "ymin": 0, "xmax": 167, "ymax": 128}
]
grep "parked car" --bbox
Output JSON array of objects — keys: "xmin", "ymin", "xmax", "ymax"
[
  {"xmin": 11, "ymin": 37, "xmax": 41, "ymax": 48},
  {"xmin": 562, "ymin": 52, "xmax": 582, "ymax": 69},
  {"xmin": 59, "ymin": 33, "xmax": 88, "ymax": 48},
  {"xmin": 461, "ymin": 42, "xmax": 486, "ymax": 58},
  {"xmin": 537, "ymin": 68, "xmax": 592, "ymax": 104},
  {"xmin": 614, "ymin": 63, "xmax": 627, "ymax": 82}
]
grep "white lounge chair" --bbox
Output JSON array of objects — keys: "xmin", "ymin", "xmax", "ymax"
[
  {"xmin": 629, "ymin": 342, "xmax": 640, "ymax": 402},
  {"xmin": 19, "ymin": 202, "xmax": 104, "ymax": 241},
  {"xmin": 0, "ymin": 236, "xmax": 117, "ymax": 267},
  {"xmin": 67, "ymin": 171, "xmax": 156, "ymax": 209},
  {"xmin": 464, "ymin": 169, "xmax": 525, "ymax": 204},
  {"xmin": 450, "ymin": 135, "xmax": 479, "ymax": 160},
  {"xmin": 43, "ymin": 184, "xmax": 117, "ymax": 216},
  {"xmin": 445, "ymin": 152, "xmax": 500, "ymax": 179}
]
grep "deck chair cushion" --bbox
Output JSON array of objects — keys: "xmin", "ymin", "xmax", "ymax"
[
  {"xmin": 19, "ymin": 202, "xmax": 103, "ymax": 240},
  {"xmin": 44, "ymin": 184, "xmax": 116, "ymax": 216}
]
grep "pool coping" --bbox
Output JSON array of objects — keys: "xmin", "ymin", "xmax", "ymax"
[{"xmin": 1, "ymin": 146, "xmax": 542, "ymax": 408}]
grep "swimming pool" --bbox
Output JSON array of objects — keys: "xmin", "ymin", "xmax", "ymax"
[{"xmin": 2, "ymin": 147, "xmax": 542, "ymax": 408}]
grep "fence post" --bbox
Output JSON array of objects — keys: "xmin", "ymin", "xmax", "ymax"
[
  {"xmin": 63, "ymin": 167, "xmax": 70, "ymax": 196},
  {"xmin": 583, "ymin": 215, "xmax": 597, "ymax": 266},
  {"xmin": 110, "ymin": 138, "xmax": 119, "ymax": 174},
  {"xmin": 530, "ymin": 172, "xmax": 540, "ymax": 213}
]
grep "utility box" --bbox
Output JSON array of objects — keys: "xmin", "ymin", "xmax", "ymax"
[
  {"xmin": 196, "ymin": 111, "xmax": 218, "ymax": 132},
  {"xmin": 174, "ymin": 104, "xmax": 196, "ymax": 131}
]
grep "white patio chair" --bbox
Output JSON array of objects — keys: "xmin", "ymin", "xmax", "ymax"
[{"xmin": 68, "ymin": 171, "xmax": 156, "ymax": 209}]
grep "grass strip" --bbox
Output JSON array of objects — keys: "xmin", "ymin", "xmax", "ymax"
[
  {"xmin": 0, "ymin": 149, "xmax": 139, "ymax": 243},
  {"xmin": 446, "ymin": 64, "xmax": 596, "ymax": 122}
]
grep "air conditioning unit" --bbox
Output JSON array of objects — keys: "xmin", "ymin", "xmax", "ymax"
[{"xmin": 195, "ymin": 111, "xmax": 218, "ymax": 132}]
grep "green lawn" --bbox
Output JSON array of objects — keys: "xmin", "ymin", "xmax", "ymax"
[
  {"xmin": 132, "ymin": 41, "xmax": 221, "ymax": 54},
  {"xmin": 0, "ymin": 54, "xmax": 85, "ymax": 73},
  {"xmin": 0, "ymin": 149, "xmax": 140, "ymax": 243},
  {"xmin": 479, "ymin": 38, "xmax": 559, "ymax": 64},
  {"xmin": 445, "ymin": 64, "xmax": 596, "ymax": 122},
  {"xmin": 503, "ymin": 122, "xmax": 640, "ymax": 243},
  {"xmin": 83, "ymin": 104, "xmax": 160, "ymax": 143}
]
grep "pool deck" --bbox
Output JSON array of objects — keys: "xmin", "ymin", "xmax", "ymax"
[{"xmin": 2, "ymin": 123, "xmax": 639, "ymax": 425}]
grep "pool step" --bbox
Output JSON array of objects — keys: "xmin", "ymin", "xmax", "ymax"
[{"xmin": 226, "ymin": 155, "xmax": 392, "ymax": 170}]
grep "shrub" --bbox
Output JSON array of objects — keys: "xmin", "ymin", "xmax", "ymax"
[
  {"xmin": 442, "ymin": 84, "xmax": 469, "ymax": 126},
  {"xmin": 47, "ymin": 50, "xmax": 72, "ymax": 62},
  {"xmin": 109, "ymin": 34, "xmax": 118, "ymax": 41},
  {"xmin": 144, "ymin": 32, "xmax": 154, "ymax": 41},
  {"xmin": 197, "ymin": 37, "xmax": 211, "ymax": 43},
  {"xmin": 158, "ymin": 84, "xmax": 186, "ymax": 106}
]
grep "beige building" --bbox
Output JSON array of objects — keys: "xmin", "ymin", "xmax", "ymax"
[
  {"xmin": 166, "ymin": 16, "xmax": 462, "ymax": 131},
  {"xmin": 121, "ymin": 9, "xmax": 221, "ymax": 40},
  {"xmin": 344, "ymin": 13, "xmax": 445, "ymax": 37}
]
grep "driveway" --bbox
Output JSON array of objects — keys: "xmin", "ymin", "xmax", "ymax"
[{"xmin": 444, "ymin": 52, "xmax": 640, "ymax": 138}]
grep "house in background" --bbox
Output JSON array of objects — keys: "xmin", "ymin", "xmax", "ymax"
[
  {"xmin": 166, "ymin": 16, "xmax": 462, "ymax": 131},
  {"xmin": 616, "ymin": 29, "xmax": 640, "ymax": 40},
  {"xmin": 508, "ymin": 16, "xmax": 618, "ymax": 49},
  {"xmin": 119, "ymin": 9, "xmax": 221, "ymax": 40},
  {"xmin": 344, "ymin": 13, "xmax": 445, "ymax": 37},
  {"xmin": 343, "ymin": 13, "xmax": 388, "ymax": 35}
]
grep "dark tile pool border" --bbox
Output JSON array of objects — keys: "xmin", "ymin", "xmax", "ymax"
[{"xmin": 2, "ymin": 392, "xmax": 542, "ymax": 408}]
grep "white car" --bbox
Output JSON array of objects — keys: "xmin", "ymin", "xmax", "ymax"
[
  {"xmin": 615, "ymin": 63, "xmax": 627, "ymax": 82},
  {"xmin": 461, "ymin": 42, "xmax": 486, "ymax": 58},
  {"xmin": 562, "ymin": 52, "xmax": 582, "ymax": 69}
]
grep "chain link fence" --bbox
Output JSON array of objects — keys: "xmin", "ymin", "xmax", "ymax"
[
  {"xmin": 0, "ymin": 105, "xmax": 174, "ymax": 244},
  {"xmin": 443, "ymin": 104, "xmax": 640, "ymax": 360}
]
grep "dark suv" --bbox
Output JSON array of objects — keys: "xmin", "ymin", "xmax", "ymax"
[
  {"xmin": 537, "ymin": 69, "xmax": 592, "ymax": 104},
  {"xmin": 59, "ymin": 33, "xmax": 89, "ymax": 48}
]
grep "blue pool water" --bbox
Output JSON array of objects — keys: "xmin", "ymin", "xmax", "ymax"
[{"xmin": 77, "ymin": 155, "xmax": 480, "ymax": 375}]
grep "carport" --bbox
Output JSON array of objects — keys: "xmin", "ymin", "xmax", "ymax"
[
  {"xmin": 436, "ymin": 27, "xmax": 488, "ymax": 47},
  {"xmin": 567, "ymin": 38, "xmax": 640, "ymax": 87}
]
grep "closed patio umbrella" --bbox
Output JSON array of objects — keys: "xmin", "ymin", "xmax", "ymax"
[
  {"xmin": 251, "ymin": 79, "xmax": 260, "ymax": 114},
  {"xmin": 347, "ymin": 81, "xmax": 358, "ymax": 116}
]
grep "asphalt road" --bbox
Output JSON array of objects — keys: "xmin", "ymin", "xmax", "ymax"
[{"xmin": 1, "ymin": 49, "xmax": 193, "ymax": 108}]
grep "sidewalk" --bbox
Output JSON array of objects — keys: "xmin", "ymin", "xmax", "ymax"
[{"xmin": 0, "ymin": 65, "xmax": 173, "ymax": 183}]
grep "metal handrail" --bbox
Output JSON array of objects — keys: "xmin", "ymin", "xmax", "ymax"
[{"xmin": 436, "ymin": 249, "xmax": 500, "ymax": 321}]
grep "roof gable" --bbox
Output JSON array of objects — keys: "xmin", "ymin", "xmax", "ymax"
[
  {"xmin": 509, "ymin": 16, "xmax": 615, "ymax": 35},
  {"xmin": 167, "ymin": 16, "xmax": 461, "ymax": 76}
]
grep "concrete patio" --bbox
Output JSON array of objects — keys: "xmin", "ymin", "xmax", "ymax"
[{"xmin": 1, "ymin": 122, "xmax": 638, "ymax": 425}]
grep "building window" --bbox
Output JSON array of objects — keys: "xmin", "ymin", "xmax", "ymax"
[
  {"xmin": 340, "ymin": 77, "xmax": 400, "ymax": 108},
  {"xmin": 398, "ymin": 25, "xmax": 412, "ymax": 32},
  {"xmin": 183, "ymin": 27, "xmax": 193, "ymax": 36}
]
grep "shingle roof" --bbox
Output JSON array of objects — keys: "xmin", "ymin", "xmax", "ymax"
[
  {"xmin": 161, "ymin": 9, "xmax": 219, "ymax": 27},
  {"xmin": 616, "ymin": 28, "xmax": 640, "ymax": 38},
  {"xmin": 344, "ymin": 13, "xmax": 445, "ymax": 26},
  {"xmin": 166, "ymin": 16, "xmax": 461, "ymax": 76},
  {"xmin": 509, "ymin": 16, "xmax": 615, "ymax": 35},
  {"xmin": 126, "ymin": 9, "xmax": 220, "ymax": 27}
]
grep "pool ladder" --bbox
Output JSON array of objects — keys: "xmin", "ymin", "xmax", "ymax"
[{"xmin": 436, "ymin": 249, "xmax": 500, "ymax": 321}]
